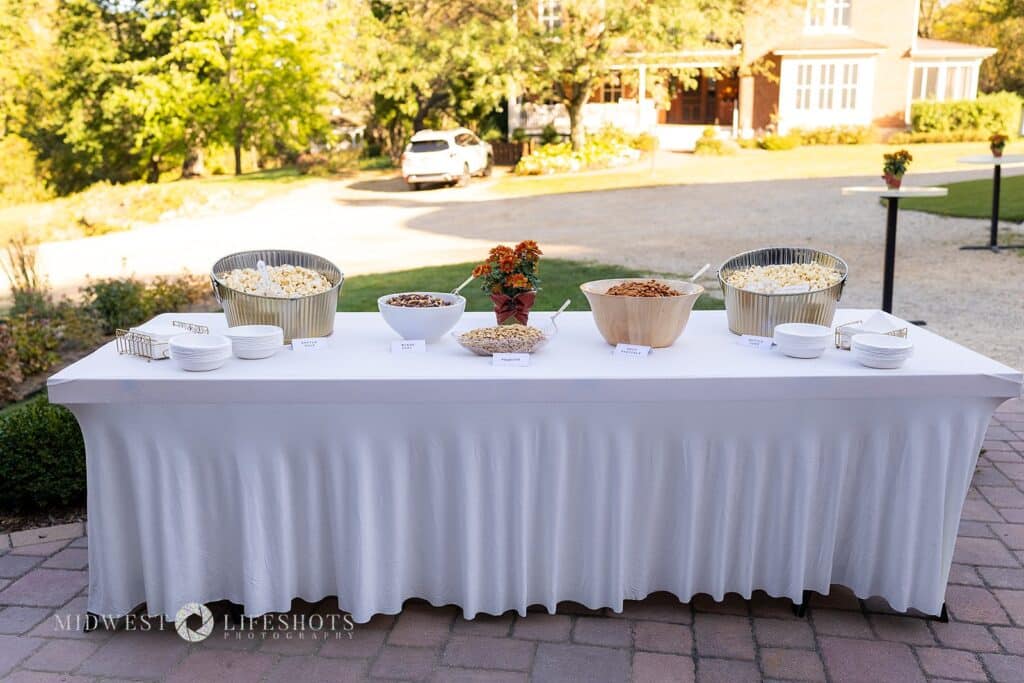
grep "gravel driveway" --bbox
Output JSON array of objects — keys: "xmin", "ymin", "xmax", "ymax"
[{"xmin": 35, "ymin": 168, "xmax": 1023, "ymax": 367}]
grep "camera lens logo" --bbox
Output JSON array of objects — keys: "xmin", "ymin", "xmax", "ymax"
[{"xmin": 174, "ymin": 602, "xmax": 214, "ymax": 642}]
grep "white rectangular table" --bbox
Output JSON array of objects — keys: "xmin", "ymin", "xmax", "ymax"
[{"xmin": 48, "ymin": 310, "xmax": 1022, "ymax": 622}]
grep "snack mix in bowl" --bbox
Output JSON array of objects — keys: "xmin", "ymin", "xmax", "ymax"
[
  {"xmin": 605, "ymin": 280, "xmax": 683, "ymax": 297},
  {"xmin": 456, "ymin": 325, "xmax": 549, "ymax": 355},
  {"xmin": 385, "ymin": 293, "xmax": 452, "ymax": 308},
  {"xmin": 219, "ymin": 264, "xmax": 333, "ymax": 298}
]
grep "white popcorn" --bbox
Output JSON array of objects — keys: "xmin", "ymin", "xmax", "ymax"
[
  {"xmin": 219, "ymin": 264, "xmax": 333, "ymax": 298},
  {"xmin": 725, "ymin": 263, "xmax": 842, "ymax": 294}
]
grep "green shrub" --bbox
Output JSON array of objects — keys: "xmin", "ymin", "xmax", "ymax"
[
  {"xmin": 758, "ymin": 133, "xmax": 802, "ymax": 151},
  {"xmin": 0, "ymin": 322, "xmax": 23, "ymax": 404},
  {"xmin": 81, "ymin": 277, "xmax": 148, "ymax": 333},
  {"xmin": 80, "ymin": 274, "xmax": 209, "ymax": 334},
  {"xmin": 736, "ymin": 137, "xmax": 760, "ymax": 150},
  {"xmin": 0, "ymin": 395, "xmax": 86, "ymax": 512},
  {"xmin": 795, "ymin": 126, "xmax": 873, "ymax": 145},
  {"xmin": 631, "ymin": 132, "xmax": 660, "ymax": 153},
  {"xmin": 514, "ymin": 125, "xmax": 648, "ymax": 175},
  {"xmin": 910, "ymin": 92, "xmax": 1023, "ymax": 137},
  {"xmin": 693, "ymin": 127, "xmax": 737, "ymax": 156},
  {"xmin": 539, "ymin": 124, "xmax": 561, "ymax": 145},
  {"xmin": 888, "ymin": 129, "xmax": 993, "ymax": 144},
  {"xmin": 9, "ymin": 314, "xmax": 61, "ymax": 376},
  {"xmin": 511, "ymin": 128, "xmax": 529, "ymax": 143},
  {"xmin": 358, "ymin": 155, "xmax": 395, "ymax": 171}
]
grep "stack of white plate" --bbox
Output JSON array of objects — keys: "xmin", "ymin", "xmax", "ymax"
[
  {"xmin": 773, "ymin": 323, "xmax": 832, "ymax": 359},
  {"xmin": 851, "ymin": 333, "xmax": 914, "ymax": 369},
  {"xmin": 169, "ymin": 334, "xmax": 232, "ymax": 371},
  {"xmin": 224, "ymin": 325, "xmax": 285, "ymax": 360}
]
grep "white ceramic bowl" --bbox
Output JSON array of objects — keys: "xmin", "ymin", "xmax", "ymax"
[{"xmin": 378, "ymin": 292, "xmax": 466, "ymax": 342}]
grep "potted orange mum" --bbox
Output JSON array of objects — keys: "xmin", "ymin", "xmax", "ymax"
[
  {"xmin": 990, "ymin": 133, "xmax": 1008, "ymax": 158},
  {"xmin": 472, "ymin": 241, "xmax": 542, "ymax": 324}
]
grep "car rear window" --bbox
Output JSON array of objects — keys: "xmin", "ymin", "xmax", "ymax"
[{"xmin": 410, "ymin": 140, "xmax": 449, "ymax": 153}]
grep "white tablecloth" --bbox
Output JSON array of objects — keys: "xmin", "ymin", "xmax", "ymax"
[{"xmin": 48, "ymin": 310, "xmax": 1022, "ymax": 622}]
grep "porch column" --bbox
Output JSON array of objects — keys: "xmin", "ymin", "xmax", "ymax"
[
  {"xmin": 739, "ymin": 74, "xmax": 755, "ymax": 138},
  {"xmin": 638, "ymin": 64, "xmax": 648, "ymax": 131}
]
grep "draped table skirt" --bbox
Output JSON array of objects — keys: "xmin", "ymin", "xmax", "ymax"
[{"xmin": 72, "ymin": 395, "xmax": 998, "ymax": 622}]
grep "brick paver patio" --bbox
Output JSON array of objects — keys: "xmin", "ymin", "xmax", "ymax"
[{"xmin": 1, "ymin": 398, "xmax": 1022, "ymax": 682}]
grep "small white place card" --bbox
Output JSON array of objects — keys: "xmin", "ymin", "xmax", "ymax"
[
  {"xmin": 737, "ymin": 335, "xmax": 774, "ymax": 351},
  {"xmin": 391, "ymin": 339, "xmax": 426, "ymax": 354},
  {"xmin": 492, "ymin": 353, "xmax": 530, "ymax": 367},
  {"xmin": 292, "ymin": 338, "xmax": 328, "ymax": 352},
  {"xmin": 613, "ymin": 343, "xmax": 652, "ymax": 359}
]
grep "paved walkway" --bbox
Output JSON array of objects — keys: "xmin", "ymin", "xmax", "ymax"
[{"xmin": 0, "ymin": 398, "xmax": 1022, "ymax": 682}]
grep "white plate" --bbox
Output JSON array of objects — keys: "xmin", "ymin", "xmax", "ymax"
[{"xmin": 851, "ymin": 333, "xmax": 913, "ymax": 352}]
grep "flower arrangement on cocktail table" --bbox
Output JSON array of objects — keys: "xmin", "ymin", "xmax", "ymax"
[
  {"xmin": 990, "ymin": 133, "xmax": 1008, "ymax": 158},
  {"xmin": 882, "ymin": 149, "xmax": 913, "ymax": 190},
  {"xmin": 472, "ymin": 241, "xmax": 542, "ymax": 325}
]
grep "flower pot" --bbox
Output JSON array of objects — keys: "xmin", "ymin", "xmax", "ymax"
[
  {"xmin": 882, "ymin": 173, "xmax": 903, "ymax": 190},
  {"xmin": 991, "ymin": 146, "xmax": 1004, "ymax": 158},
  {"xmin": 491, "ymin": 291, "xmax": 536, "ymax": 325}
]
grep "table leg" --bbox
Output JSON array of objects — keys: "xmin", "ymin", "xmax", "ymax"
[
  {"xmin": 991, "ymin": 164, "xmax": 1001, "ymax": 250},
  {"xmin": 882, "ymin": 197, "xmax": 898, "ymax": 314},
  {"xmin": 960, "ymin": 165, "xmax": 1024, "ymax": 251},
  {"xmin": 792, "ymin": 590, "xmax": 812, "ymax": 618}
]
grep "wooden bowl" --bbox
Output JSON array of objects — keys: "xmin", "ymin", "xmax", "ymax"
[{"xmin": 580, "ymin": 279, "xmax": 704, "ymax": 348}]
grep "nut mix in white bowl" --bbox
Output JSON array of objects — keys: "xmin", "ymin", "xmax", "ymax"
[
  {"xmin": 456, "ymin": 325, "xmax": 548, "ymax": 355},
  {"xmin": 724, "ymin": 263, "xmax": 842, "ymax": 294},
  {"xmin": 218, "ymin": 264, "xmax": 333, "ymax": 298}
]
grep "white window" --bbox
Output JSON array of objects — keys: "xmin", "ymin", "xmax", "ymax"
[
  {"xmin": 806, "ymin": 0, "xmax": 852, "ymax": 31},
  {"xmin": 602, "ymin": 74, "xmax": 623, "ymax": 103},
  {"xmin": 795, "ymin": 64, "xmax": 813, "ymax": 110},
  {"xmin": 911, "ymin": 63, "xmax": 976, "ymax": 101},
  {"xmin": 538, "ymin": 0, "xmax": 562, "ymax": 31},
  {"xmin": 795, "ymin": 60, "xmax": 858, "ymax": 111}
]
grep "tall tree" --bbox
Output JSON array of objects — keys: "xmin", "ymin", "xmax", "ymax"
[
  {"xmin": 518, "ymin": 0, "xmax": 744, "ymax": 150},
  {"xmin": 935, "ymin": 0, "xmax": 1024, "ymax": 96},
  {"xmin": 361, "ymin": 0, "xmax": 517, "ymax": 159}
]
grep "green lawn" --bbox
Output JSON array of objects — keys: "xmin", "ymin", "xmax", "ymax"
[
  {"xmin": 337, "ymin": 259, "xmax": 724, "ymax": 312},
  {"xmin": 900, "ymin": 173, "xmax": 1024, "ymax": 223}
]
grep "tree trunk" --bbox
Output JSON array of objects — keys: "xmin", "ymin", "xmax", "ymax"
[
  {"xmin": 146, "ymin": 155, "xmax": 161, "ymax": 183},
  {"xmin": 233, "ymin": 136, "xmax": 243, "ymax": 176},
  {"xmin": 568, "ymin": 97, "xmax": 586, "ymax": 151},
  {"xmin": 181, "ymin": 147, "xmax": 205, "ymax": 178}
]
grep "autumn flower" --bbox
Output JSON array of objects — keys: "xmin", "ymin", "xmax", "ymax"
[
  {"xmin": 505, "ymin": 273, "xmax": 530, "ymax": 290},
  {"xmin": 471, "ymin": 241, "xmax": 543, "ymax": 299}
]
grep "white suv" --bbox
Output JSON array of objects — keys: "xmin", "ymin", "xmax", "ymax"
[{"xmin": 401, "ymin": 128, "xmax": 493, "ymax": 190}]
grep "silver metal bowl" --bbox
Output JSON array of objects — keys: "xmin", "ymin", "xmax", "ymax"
[
  {"xmin": 211, "ymin": 250, "xmax": 343, "ymax": 343},
  {"xmin": 718, "ymin": 247, "xmax": 847, "ymax": 336}
]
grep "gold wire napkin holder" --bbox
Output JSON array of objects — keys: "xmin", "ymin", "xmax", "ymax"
[
  {"xmin": 115, "ymin": 320, "xmax": 210, "ymax": 361},
  {"xmin": 834, "ymin": 320, "xmax": 908, "ymax": 350}
]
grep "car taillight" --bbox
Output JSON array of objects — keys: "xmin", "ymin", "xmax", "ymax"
[{"xmin": 401, "ymin": 153, "xmax": 407, "ymax": 163}]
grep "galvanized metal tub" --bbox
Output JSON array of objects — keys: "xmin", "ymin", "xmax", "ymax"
[
  {"xmin": 211, "ymin": 250, "xmax": 343, "ymax": 343},
  {"xmin": 718, "ymin": 247, "xmax": 847, "ymax": 336}
]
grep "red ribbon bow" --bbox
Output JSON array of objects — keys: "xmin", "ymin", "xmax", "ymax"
[{"xmin": 490, "ymin": 291, "xmax": 536, "ymax": 325}]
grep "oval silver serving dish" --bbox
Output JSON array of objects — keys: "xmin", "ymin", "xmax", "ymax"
[
  {"xmin": 718, "ymin": 247, "xmax": 847, "ymax": 336},
  {"xmin": 211, "ymin": 249, "xmax": 343, "ymax": 343}
]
